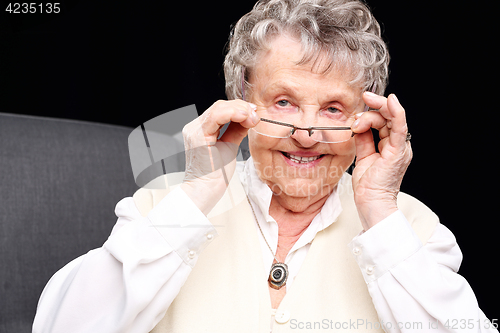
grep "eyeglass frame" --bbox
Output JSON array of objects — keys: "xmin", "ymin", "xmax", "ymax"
[{"xmin": 256, "ymin": 117, "xmax": 355, "ymax": 141}]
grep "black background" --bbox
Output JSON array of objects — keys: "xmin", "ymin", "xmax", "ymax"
[{"xmin": 0, "ymin": 0, "xmax": 498, "ymax": 321}]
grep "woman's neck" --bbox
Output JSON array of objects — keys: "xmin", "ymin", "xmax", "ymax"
[
  {"xmin": 270, "ymin": 192, "xmax": 329, "ymax": 232},
  {"xmin": 268, "ymin": 192, "xmax": 330, "ymax": 261}
]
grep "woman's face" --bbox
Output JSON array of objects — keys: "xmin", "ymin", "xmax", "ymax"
[{"xmin": 248, "ymin": 35, "xmax": 364, "ymax": 203}]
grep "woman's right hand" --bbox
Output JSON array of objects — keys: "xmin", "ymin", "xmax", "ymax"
[{"xmin": 180, "ymin": 99, "xmax": 259, "ymax": 215}]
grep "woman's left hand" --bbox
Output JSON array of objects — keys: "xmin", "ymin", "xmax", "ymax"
[{"xmin": 351, "ymin": 92, "xmax": 413, "ymax": 231}]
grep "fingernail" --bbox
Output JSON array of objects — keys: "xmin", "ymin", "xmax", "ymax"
[
  {"xmin": 250, "ymin": 110, "xmax": 259, "ymax": 125},
  {"xmin": 248, "ymin": 103, "xmax": 257, "ymax": 111},
  {"xmin": 352, "ymin": 119, "xmax": 360, "ymax": 129},
  {"xmin": 354, "ymin": 112, "xmax": 363, "ymax": 119},
  {"xmin": 391, "ymin": 94, "xmax": 399, "ymax": 104},
  {"xmin": 364, "ymin": 91, "xmax": 378, "ymax": 97}
]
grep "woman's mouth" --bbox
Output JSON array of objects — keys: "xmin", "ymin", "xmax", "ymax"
[{"xmin": 281, "ymin": 151, "xmax": 325, "ymax": 166}]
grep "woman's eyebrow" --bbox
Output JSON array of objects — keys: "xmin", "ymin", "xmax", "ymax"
[
  {"xmin": 261, "ymin": 81, "xmax": 300, "ymax": 95},
  {"xmin": 260, "ymin": 80, "xmax": 354, "ymax": 107}
]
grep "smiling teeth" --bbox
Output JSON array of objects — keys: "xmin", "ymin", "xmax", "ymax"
[{"xmin": 285, "ymin": 153, "xmax": 321, "ymax": 163}]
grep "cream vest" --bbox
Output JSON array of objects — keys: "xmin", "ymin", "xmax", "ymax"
[{"xmin": 133, "ymin": 171, "xmax": 438, "ymax": 333}]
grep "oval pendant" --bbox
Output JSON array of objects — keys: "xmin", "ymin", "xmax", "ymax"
[{"xmin": 268, "ymin": 262, "xmax": 288, "ymax": 290}]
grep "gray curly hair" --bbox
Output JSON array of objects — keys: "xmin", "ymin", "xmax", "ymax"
[{"xmin": 223, "ymin": 0, "xmax": 389, "ymax": 100}]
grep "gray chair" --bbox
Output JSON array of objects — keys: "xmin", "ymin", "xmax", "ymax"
[{"xmin": 0, "ymin": 113, "xmax": 142, "ymax": 332}]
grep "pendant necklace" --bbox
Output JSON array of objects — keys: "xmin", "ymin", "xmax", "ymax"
[{"xmin": 246, "ymin": 196, "xmax": 288, "ymax": 290}]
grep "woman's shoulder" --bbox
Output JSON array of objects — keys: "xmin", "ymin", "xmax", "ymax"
[
  {"xmin": 340, "ymin": 172, "xmax": 439, "ymax": 245},
  {"xmin": 132, "ymin": 173, "xmax": 185, "ymax": 217},
  {"xmin": 131, "ymin": 169, "xmax": 247, "ymax": 219},
  {"xmin": 396, "ymin": 191, "xmax": 440, "ymax": 245}
]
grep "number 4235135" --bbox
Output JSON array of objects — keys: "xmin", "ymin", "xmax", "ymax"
[{"xmin": 5, "ymin": 3, "xmax": 60, "ymax": 14}]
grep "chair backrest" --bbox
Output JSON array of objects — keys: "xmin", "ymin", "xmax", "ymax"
[{"xmin": 0, "ymin": 113, "xmax": 140, "ymax": 332}]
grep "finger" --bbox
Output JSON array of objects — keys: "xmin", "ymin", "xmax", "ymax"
[
  {"xmin": 351, "ymin": 110, "xmax": 387, "ymax": 134},
  {"xmin": 202, "ymin": 100, "xmax": 259, "ymax": 138},
  {"xmin": 386, "ymin": 94, "xmax": 408, "ymax": 148},
  {"xmin": 363, "ymin": 91, "xmax": 396, "ymax": 126},
  {"xmin": 219, "ymin": 121, "xmax": 251, "ymax": 145},
  {"xmin": 362, "ymin": 91, "xmax": 388, "ymax": 114},
  {"xmin": 363, "ymin": 92, "xmax": 408, "ymax": 150},
  {"xmin": 354, "ymin": 127, "xmax": 377, "ymax": 163},
  {"xmin": 220, "ymin": 101, "xmax": 261, "ymax": 145}
]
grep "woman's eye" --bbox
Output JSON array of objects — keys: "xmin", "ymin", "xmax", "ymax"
[
  {"xmin": 327, "ymin": 107, "xmax": 341, "ymax": 114},
  {"xmin": 276, "ymin": 100, "xmax": 290, "ymax": 107}
]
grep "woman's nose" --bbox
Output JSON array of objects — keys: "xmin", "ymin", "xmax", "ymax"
[
  {"xmin": 290, "ymin": 128, "xmax": 318, "ymax": 147},
  {"xmin": 289, "ymin": 109, "xmax": 318, "ymax": 147}
]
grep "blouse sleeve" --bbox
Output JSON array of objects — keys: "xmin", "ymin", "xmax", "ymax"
[
  {"xmin": 348, "ymin": 211, "xmax": 498, "ymax": 333},
  {"xmin": 33, "ymin": 186, "xmax": 216, "ymax": 333}
]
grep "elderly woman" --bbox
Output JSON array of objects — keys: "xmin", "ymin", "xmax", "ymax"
[{"xmin": 33, "ymin": 0, "xmax": 496, "ymax": 332}]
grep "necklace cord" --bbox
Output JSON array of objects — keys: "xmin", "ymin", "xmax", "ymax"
[{"xmin": 246, "ymin": 195, "xmax": 280, "ymax": 263}]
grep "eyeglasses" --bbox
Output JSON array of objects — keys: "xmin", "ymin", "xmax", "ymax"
[
  {"xmin": 250, "ymin": 102, "xmax": 356, "ymax": 143},
  {"xmin": 239, "ymin": 67, "xmax": 371, "ymax": 143},
  {"xmin": 240, "ymin": 66, "xmax": 377, "ymax": 144},
  {"xmin": 252, "ymin": 117, "xmax": 354, "ymax": 143}
]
